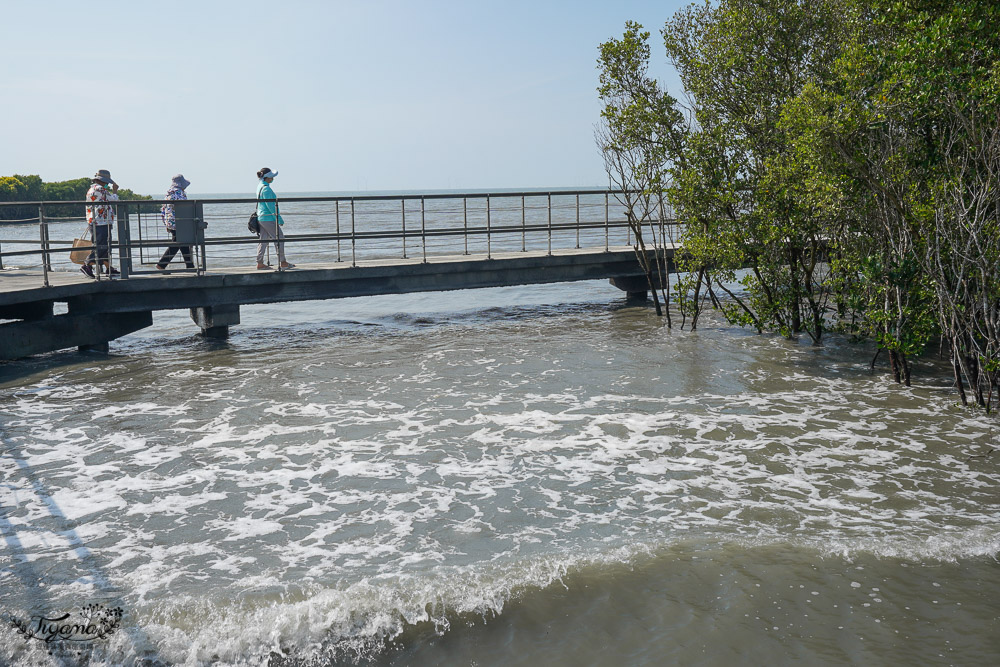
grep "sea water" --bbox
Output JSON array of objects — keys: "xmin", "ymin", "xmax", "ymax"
[{"xmin": 1, "ymin": 195, "xmax": 998, "ymax": 665}]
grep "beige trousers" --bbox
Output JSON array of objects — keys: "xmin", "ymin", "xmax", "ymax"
[{"xmin": 256, "ymin": 219, "xmax": 286, "ymax": 264}]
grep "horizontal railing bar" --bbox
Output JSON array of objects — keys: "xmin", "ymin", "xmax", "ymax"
[
  {"xmin": 0, "ymin": 220, "xmax": 674, "ymax": 260},
  {"xmin": 0, "ymin": 238, "xmax": 72, "ymax": 244},
  {"xmin": 1, "ymin": 219, "xmax": 664, "ymax": 246},
  {"xmin": 125, "ymin": 221, "xmax": 640, "ymax": 247},
  {"xmin": 0, "ymin": 189, "xmax": 630, "ymax": 209},
  {"xmin": 0, "ymin": 247, "xmax": 89, "ymax": 259},
  {"xmin": 201, "ymin": 222, "xmax": 646, "ymax": 244}
]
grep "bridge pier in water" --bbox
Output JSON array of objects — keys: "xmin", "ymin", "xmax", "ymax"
[
  {"xmin": 190, "ymin": 304, "xmax": 241, "ymax": 339},
  {"xmin": 609, "ymin": 275, "xmax": 650, "ymax": 301}
]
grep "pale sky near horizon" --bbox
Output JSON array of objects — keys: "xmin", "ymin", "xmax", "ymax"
[{"xmin": 3, "ymin": 1, "xmax": 686, "ymax": 196}]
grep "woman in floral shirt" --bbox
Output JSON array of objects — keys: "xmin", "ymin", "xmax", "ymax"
[
  {"xmin": 82, "ymin": 169, "xmax": 119, "ymax": 278},
  {"xmin": 156, "ymin": 174, "xmax": 194, "ymax": 270}
]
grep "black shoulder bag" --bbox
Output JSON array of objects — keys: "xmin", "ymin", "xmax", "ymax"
[{"xmin": 248, "ymin": 187, "xmax": 262, "ymax": 235}]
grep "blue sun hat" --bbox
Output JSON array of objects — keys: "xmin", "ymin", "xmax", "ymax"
[{"xmin": 93, "ymin": 169, "xmax": 116, "ymax": 185}]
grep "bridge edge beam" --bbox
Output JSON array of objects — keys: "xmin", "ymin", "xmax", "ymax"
[{"xmin": 0, "ymin": 311, "xmax": 153, "ymax": 361}]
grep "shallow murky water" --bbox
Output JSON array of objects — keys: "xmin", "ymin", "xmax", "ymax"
[{"xmin": 1, "ymin": 281, "xmax": 998, "ymax": 665}]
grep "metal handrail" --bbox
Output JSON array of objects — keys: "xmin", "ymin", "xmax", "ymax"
[
  {"xmin": 0, "ymin": 221, "xmax": 642, "ymax": 256},
  {"xmin": 0, "ymin": 187, "xmax": 631, "ymax": 209},
  {"xmin": 1, "ymin": 189, "xmax": 679, "ymax": 287}
]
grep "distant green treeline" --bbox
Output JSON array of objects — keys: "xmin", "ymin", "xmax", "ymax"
[{"xmin": 0, "ymin": 174, "xmax": 152, "ymax": 221}]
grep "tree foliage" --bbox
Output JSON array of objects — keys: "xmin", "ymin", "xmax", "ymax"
[
  {"xmin": 598, "ymin": 0, "xmax": 1000, "ymax": 409},
  {"xmin": 0, "ymin": 174, "xmax": 152, "ymax": 221},
  {"xmin": 787, "ymin": 0, "xmax": 1000, "ymax": 402},
  {"xmin": 596, "ymin": 21, "xmax": 687, "ymax": 321}
]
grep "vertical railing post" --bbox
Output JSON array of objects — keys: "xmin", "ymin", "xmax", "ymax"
[
  {"xmin": 127, "ymin": 204, "xmax": 137, "ymax": 278},
  {"xmin": 604, "ymin": 192, "xmax": 609, "ymax": 252},
  {"xmin": 575, "ymin": 194, "xmax": 580, "ymax": 249},
  {"xmin": 421, "ymin": 196, "xmax": 427, "ymax": 263},
  {"xmin": 275, "ymin": 197, "xmax": 285, "ymax": 274},
  {"xmin": 659, "ymin": 197, "xmax": 666, "ymax": 248},
  {"xmin": 195, "ymin": 202, "xmax": 206, "ymax": 276},
  {"xmin": 463, "ymin": 197, "xmax": 468, "ymax": 255},
  {"xmin": 116, "ymin": 201, "xmax": 132, "ymax": 279},
  {"xmin": 351, "ymin": 198, "xmax": 356, "ymax": 267},
  {"xmin": 547, "ymin": 193, "xmax": 552, "ymax": 256},
  {"xmin": 401, "ymin": 199, "xmax": 407, "ymax": 259},
  {"xmin": 39, "ymin": 204, "xmax": 50, "ymax": 287},
  {"xmin": 89, "ymin": 202, "xmax": 101, "ymax": 282},
  {"xmin": 94, "ymin": 205, "xmax": 106, "ymax": 282},
  {"xmin": 521, "ymin": 195, "xmax": 526, "ymax": 252},
  {"xmin": 336, "ymin": 200, "xmax": 342, "ymax": 262},
  {"xmin": 486, "ymin": 194, "xmax": 491, "ymax": 259},
  {"xmin": 626, "ymin": 202, "xmax": 631, "ymax": 246},
  {"xmin": 94, "ymin": 220, "xmax": 102, "ymax": 282},
  {"xmin": 40, "ymin": 204, "xmax": 51, "ymax": 272},
  {"xmin": 116, "ymin": 203, "xmax": 124, "ymax": 277}
]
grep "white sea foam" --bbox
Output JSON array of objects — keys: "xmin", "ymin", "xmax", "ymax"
[{"xmin": 3, "ymin": 309, "xmax": 1000, "ymax": 664}]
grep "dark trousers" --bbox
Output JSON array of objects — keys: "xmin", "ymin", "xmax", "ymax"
[
  {"xmin": 157, "ymin": 229, "xmax": 194, "ymax": 269},
  {"xmin": 87, "ymin": 224, "xmax": 111, "ymax": 263}
]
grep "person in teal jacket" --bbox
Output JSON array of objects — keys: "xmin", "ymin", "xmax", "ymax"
[{"xmin": 255, "ymin": 167, "xmax": 294, "ymax": 269}]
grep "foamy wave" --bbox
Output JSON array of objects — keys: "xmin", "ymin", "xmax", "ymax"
[
  {"xmin": 812, "ymin": 527, "xmax": 1000, "ymax": 562},
  {"xmin": 0, "ymin": 548, "xmax": 642, "ymax": 665},
  {"xmin": 4, "ymin": 305, "xmax": 1000, "ymax": 665}
]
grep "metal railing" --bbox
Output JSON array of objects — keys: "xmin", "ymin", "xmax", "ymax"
[{"xmin": 0, "ymin": 189, "xmax": 678, "ymax": 288}]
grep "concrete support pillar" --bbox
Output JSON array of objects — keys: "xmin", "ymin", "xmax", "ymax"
[
  {"xmin": 609, "ymin": 276, "xmax": 650, "ymax": 301},
  {"xmin": 625, "ymin": 290, "xmax": 649, "ymax": 302},
  {"xmin": 190, "ymin": 304, "xmax": 240, "ymax": 338}
]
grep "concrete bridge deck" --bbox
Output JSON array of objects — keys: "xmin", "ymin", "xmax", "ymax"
[{"xmin": 1, "ymin": 245, "xmax": 674, "ymax": 360}]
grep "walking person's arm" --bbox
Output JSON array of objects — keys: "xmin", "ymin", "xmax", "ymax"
[
  {"xmin": 258, "ymin": 191, "xmax": 279, "ymax": 221},
  {"xmin": 257, "ymin": 183, "xmax": 285, "ymax": 224}
]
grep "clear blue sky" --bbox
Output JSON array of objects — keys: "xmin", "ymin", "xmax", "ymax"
[{"xmin": 3, "ymin": 1, "xmax": 686, "ymax": 195}]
